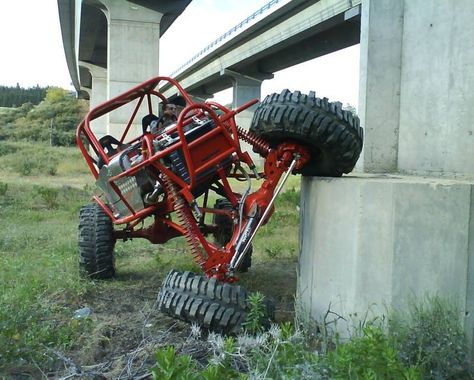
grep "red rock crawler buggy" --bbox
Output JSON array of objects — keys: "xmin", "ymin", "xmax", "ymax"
[{"xmin": 77, "ymin": 76, "xmax": 363, "ymax": 333}]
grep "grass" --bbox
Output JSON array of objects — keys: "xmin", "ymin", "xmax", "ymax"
[
  {"xmin": 0, "ymin": 141, "xmax": 301, "ymax": 374},
  {"xmin": 3, "ymin": 141, "xmax": 470, "ymax": 379},
  {"xmin": 0, "ymin": 181, "xmax": 92, "ymax": 369}
]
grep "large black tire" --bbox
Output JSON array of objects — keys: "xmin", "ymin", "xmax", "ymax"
[
  {"xmin": 250, "ymin": 89, "xmax": 363, "ymax": 177},
  {"xmin": 213, "ymin": 198, "xmax": 252, "ymax": 273},
  {"xmin": 78, "ymin": 204, "xmax": 116, "ymax": 279},
  {"xmin": 158, "ymin": 270, "xmax": 273, "ymax": 334}
]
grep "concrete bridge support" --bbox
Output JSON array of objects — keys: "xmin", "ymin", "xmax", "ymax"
[
  {"xmin": 298, "ymin": 0, "xmax": 474, "ymax": 354},
  {"xmin": 223, "ymin": 69, "xmax": 264, "ymax": 164},
  {"xmin": 79, "ymin": 62, "xmax": 107, "ymax": 138},
  {"xmin": 82, "ymin": 0, "xmax": 162, "ymax": 138},
  {"xmin": 101, "ymin": 0, "xmax": 161, "ymax": 137}
]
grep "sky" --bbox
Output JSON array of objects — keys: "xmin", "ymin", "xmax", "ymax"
[{"xmin": 0, "ymin": 0, "xmax": 360, "ymax": 108}]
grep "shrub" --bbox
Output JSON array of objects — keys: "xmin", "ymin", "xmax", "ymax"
[
  {"xmin": 389, "ymin": 296, "xmax": 470, "ymax": 379},
  {"xmin": 151, "ymin": 344, "xmax": 242, "ymax": 380},
  {"xmin": 324, "ymin": 324, "xmax": 422, "ymax": 379},
  {"xmin": 0, "ymin": 142, "xmax": 17, "ymax": 156},
  {"xmin": 246, "ymin": 323, "xmax": 321, "ymax": 379},
  {"xmin": 18, "ymin": 158, "xmax": 35, "ymax": 175},
  {"xmin": 152, "ymin": 346, "xmax": 198, "ymax": 380},
  {"xmin": 35, "ymin": 186, "xmax": 59, "ymax": 209},
  {"xmin": 243, "ymin": 292, "xmax": 268, "ymax": 334},
  {"xmin": 0, "ymin": 182, "xmax": 7, "ymax": 196}
]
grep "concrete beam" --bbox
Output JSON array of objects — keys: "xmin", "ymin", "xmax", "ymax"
[{"xmin": 397, "ymin": 0, "xmax": 474, "ymax": 176}]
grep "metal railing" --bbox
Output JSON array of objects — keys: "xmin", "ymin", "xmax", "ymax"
[
  {"xmin": 170, "ymin": 0, "xmax": 361, "ymax": 78},
  {"xmin": 171, "ymin": 0, "xmax": 290, "ymax": 77}
]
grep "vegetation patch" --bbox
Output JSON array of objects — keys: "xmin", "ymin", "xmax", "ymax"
[
  {"xmin": 0, "ymin": 143, "xmax": 472, "ymax": 379},
  {"xmin": 0, "ymin": 87, "xmax": 87, "ymax": 146}
]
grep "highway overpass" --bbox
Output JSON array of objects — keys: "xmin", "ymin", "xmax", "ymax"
[
  {"xmin": 159, "ymin": 0, "xmax": 361, "ymax": 150},
  {"xmin": 58, "ymin": 0, "xmax": 191, "ymax": 135},
  {"xmin": 161, "ymin": 0, "xmax": 361, "ymax": 102},
  {"xmin": 58, "ymin": 0, "xmax": 191, "ymax": 99}
]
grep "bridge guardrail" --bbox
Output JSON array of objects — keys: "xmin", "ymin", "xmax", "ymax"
[
  {"xmin": 169, "ymin": 0, "xmax": 361, "ymax": 79},
  {"xmin": 171, "ymin": 0, "xmax": 291, "ymax": 77}
]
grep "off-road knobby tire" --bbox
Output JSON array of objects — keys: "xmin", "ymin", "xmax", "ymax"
[
  {"xmin": 158, "ymin": 270, "xmax": 273, "ymax": 334},
  {"xmin": 250, "ymin": 89, "xmax": 363, "ymax": 177},
  {"xmin": 78, "ymin": 204, "xmax": 116, "ymax": 279},
  {"xmin": 213, "ymin": 198, "xmax": 252, "ymax": 273}
]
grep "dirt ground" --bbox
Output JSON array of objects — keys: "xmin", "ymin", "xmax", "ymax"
[{"xmin": 52, "ymin": 258, "xmax": 298, "ymax": 379}]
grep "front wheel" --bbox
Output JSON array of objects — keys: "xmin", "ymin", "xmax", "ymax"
[
  {"xmin": 78, "ymin": 204, "xmax": 116, "ymax": 279},
  {"xmin": 250, "ymin": 89, "xmax": 363, "ymax": 177},
  {"xmin": 158, "ymin": 270, "xmax": 274, "ymax": 334}
]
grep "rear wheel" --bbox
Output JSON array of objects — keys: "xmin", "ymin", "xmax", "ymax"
[
  {"xmin": 213, "ymin": 198, "xmax": 252, "ymax": 272},
  {"xmin": 78, "ymin": 204, "xmax": 116, "ymax": 279},
  {"xmin": 158, "ymin": 270, "xmax": 273, "ymax": 334},
  {"xmin": 250, "ymin": 89, "xmax": 363, "ymax": 177}
]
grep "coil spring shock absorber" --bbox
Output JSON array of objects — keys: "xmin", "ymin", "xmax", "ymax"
[
  {"xmin": 236, "ymin": 126, "xmax": 271, "ymax": 157},
  {"xmin": 161, "ymin": 174, "xmax": 207, "ymax": 267}
]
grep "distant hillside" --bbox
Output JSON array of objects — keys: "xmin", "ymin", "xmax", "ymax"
[
  {"xmin": 0, "ymin": 87, "xmax": 88, "ymax": 146},
  {"xmin": 0, "ymin": 84, "xmax": 48, "ymax": 107}
]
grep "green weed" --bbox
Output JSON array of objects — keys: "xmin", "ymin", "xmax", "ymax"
[
  {"xmin": 152, "ymin": 346, "xmax": 198, "ymax": 380},
  {"xmin": 0, "ymin": 181, "xmax": 7, "ymax": 196},
  {"xmin": 324, "ymin": 324, "xmax": 422, "ymax": 379},
  {"xmin": 0, "ymin": 182, "xmax": 91, "ymax": 371},
  {"xmin": 243, "ymin": 292, "xmax": 268, "ymax": 334},
  {"xmin": 151, "ymin": 344, "xmax": 243, "ymax": 380},
  {"xmin": 35, "ymin": 185, "xmax": 59, "ymax": 209},
  {"xmin": 389, "ymin": 295, "xmax": 470, "ymax": 379},
  {"xmin": 0, "ymin": 142, "xmax": 17, "ymax": 156}
]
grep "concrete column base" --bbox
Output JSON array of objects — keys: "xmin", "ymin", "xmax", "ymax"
[{"xmin": 298, "ymin": 174, "xmax": 474, "ymax": 350}]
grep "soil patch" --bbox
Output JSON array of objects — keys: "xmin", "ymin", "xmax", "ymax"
[{"xmin": 53, "ymin": 258, "xmax": 297, "ymax": 379}]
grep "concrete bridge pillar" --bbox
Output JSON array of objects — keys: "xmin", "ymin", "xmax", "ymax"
[
  {"xmin": 99, "ymin": 0, "xmax": 162, "ymax": 137},
  {"xmin": 223, "ymin": 69, "xmax": 263, "ymax": 164},
  {"xmin": 223, "ymin": 69, "xmax": 262, "ymax": 130},
  {"xmin": 298, "ymin": 0, "xmax": 474, "ymax": 354},
  {"xmin": 79, "ymin": 61, "xmax": 107, "ymax": 138}
]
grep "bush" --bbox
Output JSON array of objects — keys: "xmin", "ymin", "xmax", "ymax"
[
  {"xmin": 151, "ymin": 344, "xmax": 242, "ymax": 380},
  {"xmin": 0, "ymin": 182, "xmax": 7, "ymax": 196},
  {"xmin": 324, "ymin": 325, "xmax": 422, "ymax": 379},
  {"xmin": 18, "ymin": 157, "xmax": 35, "ymax": 175},
  {"xmin": 243, "ymin": 292, "xmax": 268, "ymax": 334},
  {"xmin": 389, "ymin": 296, "xmax": 470, "ymax": 379},
  {"xmin": 6, "ymin": 148, "xmax": 59, "ymax": 177},
  {"xmin": 0, "ymin": 142, "xmax": 17, "ymax": 156},
  {"xmin": 34, "ymin": 186, "xmax": 59, "ymax": 209},
  {"xmin": 246, "ymin": 323, "xmax": 321, "ymax": 379},
  {"xmin": 276, "ymin": 187, "xmax": 300, "ymax": 208},
  {"xmin": 152, "ymin": 346, "xmax": 198, "ymax": 380}
]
